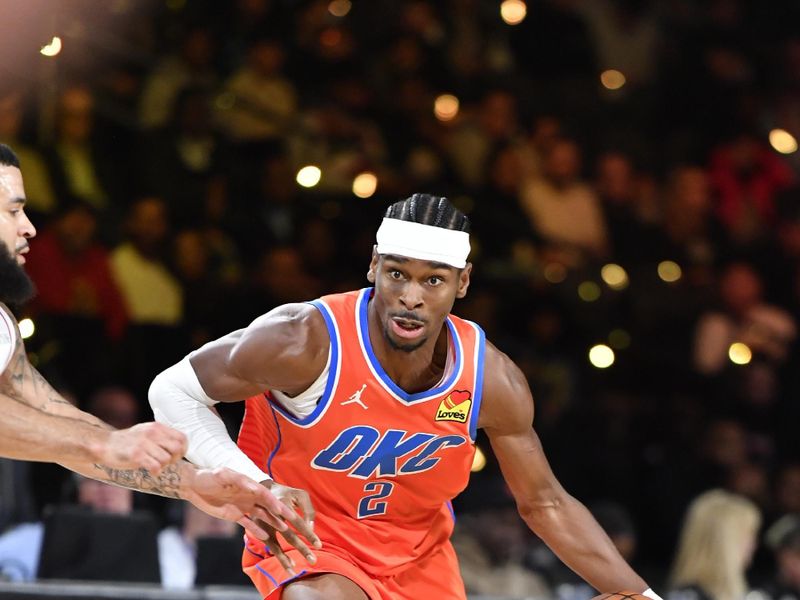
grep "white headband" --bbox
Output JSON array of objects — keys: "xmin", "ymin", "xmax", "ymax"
[{"xmin": 375, "ymin": 218, "xmax": 471, "ymax": 268}]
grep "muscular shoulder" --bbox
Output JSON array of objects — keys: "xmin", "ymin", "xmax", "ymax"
[
  {"xmin": 217, "ymin": 303, "xmax": 329, "ymax": 393},
  {"xmin": 478, "ymin": 341, "xmax": 534, "ymax": 435}
]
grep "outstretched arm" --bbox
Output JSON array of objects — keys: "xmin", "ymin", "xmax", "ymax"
[
  {"xmin": 480, "ymin": 342, "xmax": 649, "ymax": 594},
  {"xmin": 0, "ymin": 310, "xmax": 186, "ymax": 472},
  {"xmin": 148, "ymin": 303, "xmax": 327, "ymax": 556}
]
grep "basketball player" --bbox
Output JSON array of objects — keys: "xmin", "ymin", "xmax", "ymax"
[
  {"xmin": 150, "ymin": 194, "xmax": 662, "ymax": 599},
  {"xmin": 0, "ymin": 143, "xmax": 318, "ymax": 544}
]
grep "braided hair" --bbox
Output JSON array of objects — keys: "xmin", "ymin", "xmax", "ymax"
[
  {"xmin": 384, "ymin": 193, "xmax": 470, "ymax": 233},
  {"xmin": 0, "ymin": 144, "xmax": 20, "ymax": 169}
]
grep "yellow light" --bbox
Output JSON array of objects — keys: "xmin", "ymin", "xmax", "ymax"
[
  {"xmin": 601, "ymin": 263, "xmax": 629, "ymax": 290},
  {"xmin": 600, "ymin": 69, "xmax": 626, "ymax": 90},
  {"xmin": 296, "ymin": 165, "xmax": 322, "ymax": 188},
  {"xmin": 769, "ymin": 129, "xmax": 798, "ymax": 154},
  {"xmin": 578, "ymin": 281, "xmax": 601, "ymax": 302},
  {"xmin": 729, "ymin": 342, "xmax": 752, "ymax": 365},
  {"xmin": 589, "ymin": 344, "xmax": 615, "ymax": 369},
  {"xmin": 434, "ymin": 94, "xmax": 460, "ymax": 122},
  {"xmin": 40, "ymin": 37, "xmax": 62, "ymax": 57},
  {"xmin": 18, "ymin": 318, "xmax": 35, "ymax": 339},
  {"xmin": 471, "ymin": 446, "xmax": 487, "ymax": 472},
  {"xmin": 352, "ymin": 172, "xmax": 378, "ymax": 198},
  {"xmin": 657, "ymin": 260, "xmax": 682, "ymax": 283},
  {"xmin": 544, "ymin": 262, "xmax": 567, "ymax": 284},
  {"xmin": 500, "ymin": 0, "xmax": 527, "ymax": 25},
  {"xmin": 328, "ymin": 0, "xmax": 351, "ymax": 17},
  {"xmin": 608, "ymin": 329, "xmax": 631, "ymax": 350}
]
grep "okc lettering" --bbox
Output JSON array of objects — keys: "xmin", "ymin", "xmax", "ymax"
[{"xmin": 312, "ymin": 426, "xmax": 467, "ymax": 479}]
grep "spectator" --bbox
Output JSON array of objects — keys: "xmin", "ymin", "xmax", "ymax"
[
  {"xmin": 693, "ymin": 262, "xmax": 796, "ymax": 376},
  {"xmin": 519, "ymin": 137, "xmax": 609, "ymax": 268},
  {"xmin": 139, "ymin": 26, "xmax": 217, "ymax": 130},
  {"xmin": 758, "ymin": 514, "xmax": 800, "ymax": 600},
  {"xmin": 668, "ymin": 489, "xmax": 761, "ymax": 600}
]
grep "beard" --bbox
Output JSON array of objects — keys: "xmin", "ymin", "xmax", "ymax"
[
  {"xmin": 383, "ymin": 324, "xmax": 428, "ymax": 353},
  {"xmin": 0, "ymin": 243, "xmax": 35, "ymax": 307}
]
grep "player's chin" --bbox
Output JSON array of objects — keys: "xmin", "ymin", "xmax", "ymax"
[{"xmin": 387, "ymin": 332, "xmax": 428, "ymax": 353}]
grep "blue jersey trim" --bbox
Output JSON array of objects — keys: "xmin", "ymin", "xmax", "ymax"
[
  {"xmin": 468, "ymin": 323, "xmax": 486, "ymax": 442},
  {"xmin": 357, "ymin": 288, "xmax": 462, "ymax": 403},
  {"xmin": 267, "ymin": 299, "xmax": 339, "ymax": 425},
  {"xmin": 446, "ymin": 500, "xmax": 456, "ymax": 522},
  {"xmin": 266, "ymin": 402, "xmax": 283, "ymax": 478},
  {"xmin": 255, "ymin": 564, "xmax": 279, "ymax": 588}
]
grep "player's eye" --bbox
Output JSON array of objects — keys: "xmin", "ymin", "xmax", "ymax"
[
  {"xmin": 428, "ymin": 276, "xmax": 443, "ymax": 285},
  {"xmin": 389, "ymin": 270, "xmax": 403, "ymax": 280}
]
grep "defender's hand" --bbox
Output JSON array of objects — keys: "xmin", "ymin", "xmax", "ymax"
[
  {"xmin": 90, "ymin": 423, "xmax": 187, "ymax": 475},
  {"xmin": 255, "ymin": 481, "xmax": 321, "ymax": 576}
]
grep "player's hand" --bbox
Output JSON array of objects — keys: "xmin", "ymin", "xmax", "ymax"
[
  {"xmin": 254, "ymin": 481, "xmax": 322, "ymax": 576},
  {"xmin": 184, "ymin": 467, "xmax": 321, "ymax": 551},
  {"xmin": 90, "ymin": 422, "xmax": 187, "ymax": 475}
]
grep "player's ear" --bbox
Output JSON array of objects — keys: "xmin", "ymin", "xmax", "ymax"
[
  {"xmin": 455, "ymin": 263, "xmax": 472, "ymax": 299},
  {"xmin": 367, "ymin": 246, "xmax": 379, "ymax": 283}
]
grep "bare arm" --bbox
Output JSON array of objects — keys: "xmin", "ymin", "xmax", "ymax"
[
  {"xmin": 190, "ymin": 303, "xmax": 329, "ymax": 401},
  {"xmin": 0, "ymin": 307, "xmax": 186, "ymax": 471},
  {"xmin": 479, "ymin": 342, "xmax": 648, "ymax": 593}
]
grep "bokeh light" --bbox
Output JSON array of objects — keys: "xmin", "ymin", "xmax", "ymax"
[
  {"xmin": 434, "ymin": 94, "xmax": 460, "ymax": 122},
  {"xmin": 500, "ymin": 0, "xmax": 527, "ymax": 25},
  {"xmin": 658, "ymin": 260, "xmax": 682, "ymax": 282},
  {"xmin": 600, "ymin": 69, "xmax": 626, "ymax": 90},
  {"xmin": 578, "ymin": 281, "xmax": 602, "ymax": 302},
  {"xmin": 352, "ymin": 172, "xmax": 378, "ymax": 198},
  {"xmin": 589, "ymin": 344, "xmax": 615, "ymax": 369},
  {"xmin": 544, "ymin": 262, "xmax": 567, "ymax": 284},
  {"xmin": 40, "ymin": 37, "xmax": 62, "ymax": 57},
  {"xmin": 296, "ymin": 166, "xmax": 322, "ymax": 188},
  {"xmin": 471, "ymin": 446, "xmax": 487, "ymax": 472},
  {"xmin": 18, "ymin": 318, "xmax": 35, "ymax": 339},
  {"xmin": 769, "ymin": 129, "xmax": 798, "ymax": 154},
  {"xmin": 729, "ymin": 342, "xmax": 752, "ymax": 365},
  {"xmin": 328, "ymin": 0, "xmax": 351, "ymax": 17},
  {"xmin": 601, "ymin": 263, "xmax": 629, "ymax": 290}
]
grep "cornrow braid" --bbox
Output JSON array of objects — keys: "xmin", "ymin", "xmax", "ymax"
[
  {"xmin": 384, "ymin": 193, "xmax": 470, "ymax": 233},
  {"xmin": 0, "ymin": 144, "xmax": 20, "ymax": 169}
]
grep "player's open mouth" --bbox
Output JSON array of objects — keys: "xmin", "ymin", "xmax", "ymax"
[{"xmin": 390, "ymin": 317, "xmax": 425, "ymax": 339}]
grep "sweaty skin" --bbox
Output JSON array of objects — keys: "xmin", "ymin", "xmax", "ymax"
[{"xmin": 189, "ymin": 250, "xmax": 649, "ymax": 595}]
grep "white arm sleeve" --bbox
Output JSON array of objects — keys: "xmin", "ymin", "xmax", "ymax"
[{"xmin": 148, "ymin": 358, "xmax": 270, "ymax": 483}]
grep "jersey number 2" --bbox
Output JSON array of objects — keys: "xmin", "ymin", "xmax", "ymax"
[{"xmin": 357, "ymin": 481, "xmax": 395, "ymax": 519}]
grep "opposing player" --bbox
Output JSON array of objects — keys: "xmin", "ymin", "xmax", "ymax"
[
  {"xmin": 0, "ymin": 143, "xmax": 317, "ymax": 545},
  {"xmin": 150, "ymin": 194, "xmax": 662, "ymax": 599}
]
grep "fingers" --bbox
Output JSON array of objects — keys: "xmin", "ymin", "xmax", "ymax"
[
  {"xmin": 265, "ymin": 536, "xmax": 296, "ymax": 577},
  {"xmin": 144, "ymin": 422, "xmax": 188, "ymax": 460},
  {"xmin": 283, "ymin": 510, "xmax": 321, "ymax": 550},
  {"xmin": 284, "ymin": 492, "xmax": 321, "ymax": 549},
  {"xmin": 237, "ymin": 516, "xmax": 270, "ymax": 541},
  {"xmin": 293, "ymin": 490, "xmax": 317, "ymax": 534},
  {"xmin": 249, "ymin": 504, "xmax": 287, "ymax": 532},
  {"xmin": 278, "ymin": 525, "xmax": 317, "ymax": 566}
]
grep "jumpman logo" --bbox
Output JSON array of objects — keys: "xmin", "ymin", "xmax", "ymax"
[{"xmin": 341, "ymin": 384, "xmax": 368, "ymax": 409}]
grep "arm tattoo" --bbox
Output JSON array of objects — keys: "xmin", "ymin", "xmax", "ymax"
[
  {"xmin": 0, "ymin": 333, "xmax": 101, "ymax": 420},
  {"xmin": 92, "ymin": 463, "xmax": 183, "ymax": 499}
]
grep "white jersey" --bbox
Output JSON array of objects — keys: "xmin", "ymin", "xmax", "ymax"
[{"xmin": 0, "ymin": 308, "xmax": 17, "ymax": 376}]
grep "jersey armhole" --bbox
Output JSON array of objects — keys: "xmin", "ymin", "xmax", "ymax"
[{"xmin": 467, "ymin": 322, "xmax": 486, "ymax": 442}]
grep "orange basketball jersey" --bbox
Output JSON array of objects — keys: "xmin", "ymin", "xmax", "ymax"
[{"xmin": 238, "ymin": 287, "xmax": 485, "ymax": 580}]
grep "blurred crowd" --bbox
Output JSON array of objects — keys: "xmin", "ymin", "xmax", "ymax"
[{"xmin": 2, "ymin": 0, "xmax": 800, "ymax": 597}]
